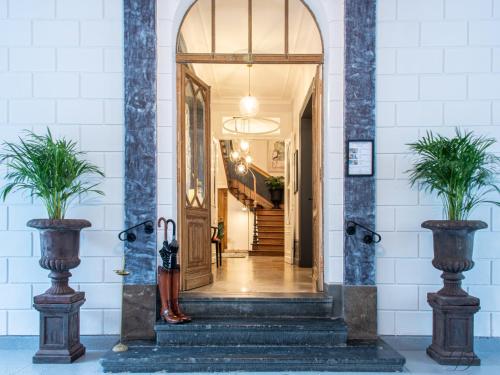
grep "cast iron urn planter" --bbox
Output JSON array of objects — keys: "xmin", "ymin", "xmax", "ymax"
[
  {"xmin": 28, "ymin": 219, "xmax": 91, "ymax": 364},
  {"xmin": 422, "ymin": 220, "xmax": 487, "ymax": 366},
  {"xmin": 270, "ymin": 188, "xmax": 283, "ymax": 209}
]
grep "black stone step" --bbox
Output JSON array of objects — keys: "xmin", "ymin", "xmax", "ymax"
[
  {"xmin": 178, "ymin": 293, "xmax": 334, "ymax": 318},
  {"xmin": 155, "ymin": 317, "xmax": 347, "ymax": 347},
  {"xmin": 100, "ymin": 339, "xmax": 406, "ymax": 373}
]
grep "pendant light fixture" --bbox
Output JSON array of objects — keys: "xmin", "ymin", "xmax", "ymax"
[{"xmin": 239, "ymin": 64, "xmax": 259, "ymax": 118}]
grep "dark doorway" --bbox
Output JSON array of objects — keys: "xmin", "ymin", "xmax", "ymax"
[{"xmin": 298, "ymin": 95, "xmax": 313, "ymax": 268}]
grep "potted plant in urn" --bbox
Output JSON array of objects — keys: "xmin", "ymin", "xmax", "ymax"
[
  {"xmin": 0, "ymin": 129, "xmax": 104, "ymax": 363},
  {"xmin": 407, "ymin": 129, "xmax": 499, "ymax": 365},
  {"xmin": 265, "ymin": 176, "xmax": 284, "ymax": 209}
]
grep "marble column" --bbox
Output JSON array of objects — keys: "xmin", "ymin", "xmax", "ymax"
[
  {"xmin": 122, "ymin": 0, "xmax": 157, "ymax": 341},
  {"xmin": 343, "ymin": 0, "xmax": 377, "ymax": 340}
]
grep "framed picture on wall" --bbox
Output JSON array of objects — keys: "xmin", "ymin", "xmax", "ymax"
[
  {"xmin": 346, "ymin": 140, "xmax": 374, "ymax": 177},
  {"xmin": 267, "ymin": 140, "xmax": 285, "ymax": 173},
  {"xmin": 293, "ymin": 150, "xmax": 299, "ymax": 194}
]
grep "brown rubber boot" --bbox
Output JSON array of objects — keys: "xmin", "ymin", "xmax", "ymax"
[
  {"xmin": 157, "ymin": 266, "xmax": 182, "ymax": 324},
  {"xmin": 171, "ymin": 268, "xmax": 191, "ymax": 322}
]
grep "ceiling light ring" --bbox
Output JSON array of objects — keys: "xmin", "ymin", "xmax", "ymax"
[{"xmin": 223, "ymin": 116, "xmax": 281, "ymax": 136}]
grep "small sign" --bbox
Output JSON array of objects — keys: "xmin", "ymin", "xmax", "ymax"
[{"xmin": 347, "ymin": 140, "xmax": 374, "ymax": 176}]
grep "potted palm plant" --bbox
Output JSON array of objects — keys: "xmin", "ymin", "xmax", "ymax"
[
  {"xmin": 408, "ymin": 129, "xmax": 499, "ymax": 365},
  {"xmin": 0, "ymin": 129, "xmax": 104, "ymax": 296},
  {"xmin": 265, "ymin": 176, "xmax": 284, "ymax": 209}
]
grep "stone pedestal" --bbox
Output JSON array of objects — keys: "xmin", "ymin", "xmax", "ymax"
[
  {"xmin": 427, "ymin": 292, "xmax": 480, "ymax": 366},
  {"xmin": 33, "ymin": 292, "xmax": 86, "ymax": 364}
]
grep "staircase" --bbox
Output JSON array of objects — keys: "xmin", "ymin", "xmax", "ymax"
[
  {"xmin": 251, "ymin": 208, "xmax": 284, "ymax": 256},
  {"xmin": 220, "ymin": 140, "xmax": 284, "ymax": 256},
  {"xmin": 101, "ymin": 294, "xmax": 406, "ymax": 372}
]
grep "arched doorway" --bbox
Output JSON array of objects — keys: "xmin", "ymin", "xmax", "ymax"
[{"xmin": 175, "ymin": 0, "xmax": 325, "ymax": 292}]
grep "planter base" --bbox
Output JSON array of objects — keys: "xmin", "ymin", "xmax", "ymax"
[
  {"xmin": 33, "ymin": 292, "xmax": 86, "ymax": 364},
  {"xmin": 427, "ymin": 292, "xmax": 480, "ymax": 366}
]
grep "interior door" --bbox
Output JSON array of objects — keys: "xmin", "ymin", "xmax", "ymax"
[
  {"xmin": 312, "ymin": 65, "xmax": 324, "ymax": 291},
  {"xmin": 178, "ymin": 64, "xmax": 213, "ymax": 291}
]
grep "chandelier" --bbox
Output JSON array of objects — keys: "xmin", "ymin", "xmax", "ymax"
[{"xmin": 231, "ymin": 139, "xmax": 252, "ymax": 176}]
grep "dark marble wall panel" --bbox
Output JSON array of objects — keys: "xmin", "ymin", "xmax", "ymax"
[
  {"xmin": 124, "ymin": 0, "xmax": 157, "ymax": 286},
  {"xmin": 343, "ymin": 0, "xmax": 376, "ymax": 286},
  {"xmin": 344, "ymin": 285, "xmax": 377, "ymax": 339}
]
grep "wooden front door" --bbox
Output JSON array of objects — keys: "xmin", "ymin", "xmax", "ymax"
[
  {"xmin": 312, "ymin": 65, "xmax": 324, "ymax": 291},
  {"xmin": 178, "ymin": 64, "xmax": 213, "ymax": 291}
]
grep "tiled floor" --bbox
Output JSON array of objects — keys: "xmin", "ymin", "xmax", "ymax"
[
  {"xmin": 194, "ymin": 255, "xmax": 315, "ymax": 294},
  {"xmin": 1, "ymin": 343, "xmax": 500, "ymax": 374}
]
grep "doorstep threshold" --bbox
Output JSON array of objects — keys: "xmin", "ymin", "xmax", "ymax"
[{"xmin": 180, "ymin": 291, "xmax": 329, "ymax": 300}]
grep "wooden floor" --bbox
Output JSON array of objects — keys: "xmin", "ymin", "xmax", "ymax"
[{"xmin": 193, "ymin": 256, "xmax": 314, "ymax": 294}]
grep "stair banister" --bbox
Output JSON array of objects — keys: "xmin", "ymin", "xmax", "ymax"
[{"xmin": 248, "ymin": 168, "xmax": 259, "ymax": 247}]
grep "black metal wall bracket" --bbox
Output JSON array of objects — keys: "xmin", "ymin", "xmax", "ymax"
[
  {"xmin": 118, "ymin": 220, "xmax": 155, "ymax": 242},
  {"xmin": 345, "ymin": 220, "xmax": 381, "ymax": 244}
]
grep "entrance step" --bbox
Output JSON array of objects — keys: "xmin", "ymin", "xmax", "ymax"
[
  {"xmin": 178, "ymin": 293, "xmax": 334, "ymax": 318},
  {"xmin": 100, "ymin": 339, "xmax": 406, "ymax": 373},
  {"xmin": 155, "ymin": 317, "xmax": 347, "ymax": 347},
  {"xmin": 249, "ymin": 249, "xmax": 284, "ymax": 256}
]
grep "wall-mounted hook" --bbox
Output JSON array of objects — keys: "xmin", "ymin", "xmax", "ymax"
[
  {"xmin": 118, "ymin": 220, "xmax": 155, "ymax": 242},
  {"xmin": 345, "ymin": 220, "xmax": 381, "ymax": 244}
]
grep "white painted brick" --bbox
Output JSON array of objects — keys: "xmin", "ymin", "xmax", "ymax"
[
  {"xmin": 421, "ymin": 22, "xmax": 468, "ymax": 46},
  {"xmin": 157, "ymin": 0, "xmax": 177, "ymax": 20},
  {"xmin": 0, "ymin": 20, "xmax": 31, "ymax": 46},
  {"xmin": 377, "ymin": 22, "xmax": 419, "ymax": 47},
  {"xmin": 419, "ymin": 232, "xmax": 434, "ymax": 258},
  {"xmin": 81, "ymin": 21, "xmax": 122, "ymax": 47},
  {"xmin": 104, "ymin": 100, "xmax": 124, "ymax": 124},
  {"xmin": 104, "ymin": 0, "xmax": 123, "ymax": 19},
  {"xmin": 10, "ymin": 48, "xmax": 55, "ymax": 72},
  {"xmin": 57, "ymin": 0, "xmax": 103, "ymax": 19},
  {"xmin": 158, "ymin": 126, "xmax": 174, "ymax": 153},
  {"xmin": 104, "ymin": 152, "xmax": 124, "ymax": 178},
  {"xmin": 493, "ymin": 207, "xmax": 500, "ymax": 231},
  {"xmin": 395, "ymin": 206, "xmax": 443, "ymax": 231},
  {"xmin": 0, "ymin": 258, "xmax": 6, "ymax": 283},
  {"xmin": 34, "ymin": 73, "xmax": 79, "ymax": 98},
  {"xmin": 81, "ymin": 231, "xmax": 123, "ymax": 257},
  {"xmin": 33, "ymin": 124, "xmax": 80, "ymax": 143},
  {"xmin": 395, "ymin": 311, "xmax": 432, "ymax": 335},
  {"xmin": 57, "ymin": 99, "xmax": 104, "ymax": 124},
  {"xmin": 33, "ymin": 20, "xmax": 79, "ymax": 46},
  {"xmin": 0, "ymin": 48, "xmax": 6, "ymax": 71},
  {"xmin": 66, "ymin": 205, "xmax": 105, "ymax": 230},
  {"xmin": 394, "ymin": 154, "xmax": 414, "ymax": 180},
  {"xmin": 376, "ymin": 127, "xmax": 419, "ymax": 154},
  {"xmin": 0, "ymin": 231, "xmax": 32, "ymax": 256},
  {"xmin": 158, "ymin": 178, "xmax": 174, "ymax": 205},
  {"xmin": 322, "ymin": 0, "xmax": 343, "ymax": 21},
  {"xmin": 72, "ymin": 257, "xmax": 104, "ymax": 283},
  {"xmin": 104, "ymin": 257, "xmax": 122, "ymax": 282},
  {"xmin": 397, "ymin": 0, "xmax": 444, "ymax": 20},
  {"xmin": 377, "ymin": 232, "xmax": 418, "ymax": 258},
  {"xmin": 377, "ymin": 310, "xmax": 395, "ymax": 335},
  {"xmin": 376, "ymin": 206, "xmax": 395, "ymax": 231},
  {"xmin": 326, "ymin": 179, "xmax": 342, "ymax": 206},
  {"xmin": 378, "ymin": 285, "xmax": 418, "ymax": 310},
  {"xmin": 494, "ymin": 101, "xmax": 500, "ymax": 124},
  {"xmin": 326, "ymin": 153, "xmax": 342, "ymax": 179},
  {"xmin": 327, "ymin": 205, "xmax": 344, "ymax": 232},
  {"xmin": 469, "ymin": 74, "xmax": 500, "ymax": 99},
  {"xmin": 81, "ymin": 309, "xmax": 103, "ymax": 335},
  {"xmin": 376, "ymin": 258, "xmax": 395, "ymax": 284},
  {"xmin": 157, "ymin": 100, "xmax": 173, "ymax": 126},
  {"xmin": 0, "ymin": 0, "xmax": 6, "ymax": 18},
  {"xmin": 493, "ymin": 313, "xmax": 500, "ymax": 337},
  {"xmin": 495, "ymin": 0, "xmax": 500, "ymax": 17},
  {"xmin": 81, "ymin": 73, "xmax": 123, "ymax": 99},
  {"xmin": 492, "ymin": 261, "xmax": 500, "ymax": 284},
  {"xmin": 0, "ymin": 285, "xmax": 31, "ymax": 309},
  {"xmin": 9, "ymin": 258, "xmax": 48, "ymax": 283},
  {"xmin": 0, "ymin": 310, "xmax": 6, "ymax": 335},
  {"xmin": 0, "ymin": 100, "xmax": 6, "ymax": 123},
  {"xmin": 377, "ymin": 180, "xmax": 418, "ymax": 205},
  {"xmin": 98, "ymin": 178, "xmax": 124, "ymax": 205},
  {"xmin": 328, "ymin": 48, "xmax": 343, "ymax": 75},
  {"xmin": 0, "ymin": 73, "xmax": 32, "ymax": 98},
  {"xmin": 396, "ymin": 48, "xmax": 443, "ymax": 74},
  {"xmin": 8, "ymin": 310, "xmax": 39, "ymax": 335},
  {"xmin": 0, "ymin": 206, "xmax": 6, "ymax": 230},
  {"xmin": 469, "ymin": 286, "xmax": 500, "ymax": 311},
  {"xmin": 377, "ymin": 75, "xmax": 418, "ymax": 101},
  {"xmin": 8, "ymin": 205, "xmax": 47, "ymax": 231},
  {"xmin": 475, "ymin": 312, "xmax": 492, "ymax": 337},
  {"xmin": 158, "ymin": 153, "xmax": 174, "ymax": 179},
  {"xmin": 377, "ymin": 49, "xmax": 396, "ymax": 74},
  {"xmin": 103, "ymin": 309, "xmax": 120, "ymax": 334},
  {"xmin": 83, "ymin": 283, "xmax": 121, "ymax": 308},
  {"xmin": 9, "ymin": 100, "xmax": 56, "ymax": 124},
  {"xmin": 157, "ymin": 205, "xmax": 173, "ymax": 221},
  {"xmin": 476, "ymin": 232, "xmax": 500, "ymax": 259},
  {"xmin": 327, "ymin": 231, "xmax": 343, "ymax": 257},
  {"xmin": 376, "ymin": 154, "xmax": 395, "ymax": 179},
  {"xmin": 420, "ymin": 75, "xmax": 467, "ymax": 100},
  {"xmin": 494, "ymin": 49, "xmax": 500, "ymax": 72},
  {"xmin": 444, "ymin": 101, "xmax": 492, "ymax": 126},
  {"xmin": 376, "ymin": 102, "xmax": 396, "ymax": 127},
  {"xmin": 158, "ymin": 46, "xmax": 174, "ymax": 74},
  {"xmin": 10, "ymin": 0, "xmax": 55, "ymax": 18},
  {"xmin": 57, "ymin": 48, "xmax": 103, "ymax": 72},
  {"xmin": 328, "ymin": 21, "xmax": 343, "ymax": 48},
  {"xmin": 445, "ymin": 47, "xmax": 491, "ymax": 73},
  {"xmin": 463, "ymin": 260, "xmax": 492, "ymax": 285},
  {"xmin": 396, "ymin": 102, "xmax": 443, "ymax": 127},
  {"xmin": 418, "ymin": 285, "xmax": 439, "ymax": 311},
  {"xmin": 81, "ymin": 125, "xmax": 124, "ymax": 151},
  {"xmin": 396, "ymin": 259, "xmax": 441, "ymax": 284},
  {"xmin": 469, "ymin": 21, "xmax": 500, "ymax": 45},
  {"xmin": 104, "ymin": 48, "xmax": 123, "ymax": 72},
  {"xmin": 445, "ymin": 0, "xmax": 493, "ymax": 19},
  {"xmin": 327, "ymin": 257, "xmax": 343, "ymax": 283}
]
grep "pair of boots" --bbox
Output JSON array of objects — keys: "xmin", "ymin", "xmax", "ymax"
[{"xmin": 158, "ymin": 266, "xmax": 191, "ymax": 324}]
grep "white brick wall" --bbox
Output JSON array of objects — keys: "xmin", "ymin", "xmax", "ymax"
[
  {"xmin": 0, "ymin": 0, "xmax": 124, "ymax": 335},
  {"xmin": 0, "ymin": 0, "xmax": 499, "ymax": 338},
  {"xmin": 376, "ymin": 0, "xmax": 500, "ymax": 336}
]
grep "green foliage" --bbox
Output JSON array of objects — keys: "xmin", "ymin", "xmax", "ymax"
[
  {"xmin": 0, "ymin": 129, "xmax": 104, "ymax": 219},
  {"xmin": 265, "ymin": 176, "xmax": 284, "ymax": 190},
  {"xmin": 407, "ymin": 129, "xmax": 500, "ymax": 221}
]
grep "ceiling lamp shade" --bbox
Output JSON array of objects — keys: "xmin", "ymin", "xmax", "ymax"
[
  {"xmin": 239, "ymin": 139, "xmax": 250, "ymax": 153},
  {"xmin": 239, "ymin": 95, "xmax": 259, "ymax": 117}
]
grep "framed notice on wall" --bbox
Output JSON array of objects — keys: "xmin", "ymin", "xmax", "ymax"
[{"xmin": 347, "ymin": 140, "xmax": 374, "ymax": 177}]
